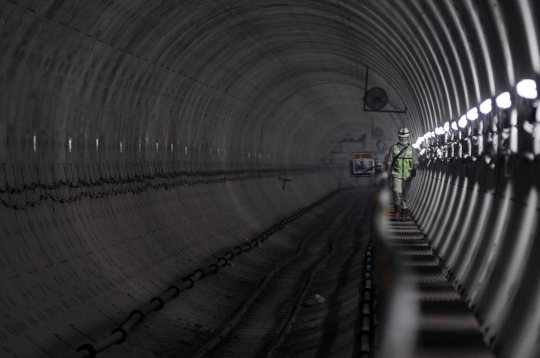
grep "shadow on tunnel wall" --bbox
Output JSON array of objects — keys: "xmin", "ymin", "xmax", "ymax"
[
  {"xmin": 1, "ymin": 0, "xmax": 540, "ymax": 357},
  {"xmin": 410, "ymin": 157, "xmax": 540, "ymax": 358}
]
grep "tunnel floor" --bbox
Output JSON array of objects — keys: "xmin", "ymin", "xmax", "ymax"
[
  {"xmin": 55, "ymin": 189, "xmax": 498, "ymax": 358},
  {"xmin": 96, "ymin": 188, "xmax": 372, "ymax": 358}
]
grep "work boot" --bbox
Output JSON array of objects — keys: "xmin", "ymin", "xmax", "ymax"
[
  {"xmin": 401, "ymin": 208, "xmax": 408, "ymax": 221},
  {"xmin": 393, "ymin": 206, "xmax": 401, "ymax": 221}
]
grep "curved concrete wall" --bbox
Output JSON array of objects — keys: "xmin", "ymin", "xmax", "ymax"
[
  {"xmin": 0, "ymin": 0, "xmax": 539, "ymax": 357},
  {"xmin": 410, "ymin": 159, "xmax": 540, "ymax": 358}
]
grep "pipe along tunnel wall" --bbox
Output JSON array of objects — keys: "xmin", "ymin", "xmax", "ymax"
[{"xmin": 0, "ymin": 0, "xmax": 540, "ymax": 357}]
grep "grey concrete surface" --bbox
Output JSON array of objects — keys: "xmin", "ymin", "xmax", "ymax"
[{"xmin": 0, "ymin": 0, "xmax": 539, "ymax": 357}]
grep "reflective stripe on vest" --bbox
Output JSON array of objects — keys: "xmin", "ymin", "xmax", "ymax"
[{"xmin": 392, "ymin": 144, "xmax": 413, "ymax": 179}]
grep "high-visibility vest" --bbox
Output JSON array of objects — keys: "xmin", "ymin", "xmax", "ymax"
[{"xmin": 391, "ymin": 144, "xmax": 414, "ymax": 179}]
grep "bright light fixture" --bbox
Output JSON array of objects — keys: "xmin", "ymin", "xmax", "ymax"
[
  {"xmin": 458, "ymin": 115, "xmax": 468, "ymax": 128},
  {"xmin": 480, "ymin": 99, "xmax": 492, "ymax": 114},
  {"xmin": 496, "ymin": 92, "xmax": 512, "ymax": 109},
  {"xmin": 451, "ymin": 121, "xmax": 458, "ymax": 130},
  {"xmin": 516, "ymin": 79, "xmax": 537, "ymax": 99},
  {"xmin": 435, "ymin": 127, "xmax": 445, "ymax": 135},
  {"xmin": 443, "ymin": 122, "xmax": 450, "ymax": 132},
  {"xmin": 467, "ymin": 107, "xmax": 479, "ymax": 120}
]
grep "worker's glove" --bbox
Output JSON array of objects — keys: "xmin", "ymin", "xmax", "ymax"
[{"xmin": 410, "ymin": 169, "xmax": 417, "ymax": 178}]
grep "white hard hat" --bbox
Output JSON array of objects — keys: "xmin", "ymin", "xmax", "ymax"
[{"xmin": 398, "ymin": 127, "xmax": 410, "ymax": 137}]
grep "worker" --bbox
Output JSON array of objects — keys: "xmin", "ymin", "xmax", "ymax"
[{"xmin": 386, "ymin": 127, "xmax": 419, "ymax": 221}]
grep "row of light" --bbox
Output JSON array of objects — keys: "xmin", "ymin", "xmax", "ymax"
[
  {"xmin": 413, "ymin": 79, "xmax": 538, "ymax": 149},
  {"xmin": 34, "ymin": 136, "xmax": 272, "ymax": 159}
]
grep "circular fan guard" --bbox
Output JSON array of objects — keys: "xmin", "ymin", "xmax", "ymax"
[{"xmin": 364, "ymin": 87, "xmax": 388, "ymax": 110}]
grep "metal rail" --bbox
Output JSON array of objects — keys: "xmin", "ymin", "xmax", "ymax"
[
  {"xmin": 190, "ymin": 208, "xmax": 338, "ymax": 358},
  {"xmin": 64, "ymin": 188, "xmax": 345, "ymax": 358},
  {"xmin": 188, "ymin": 195, "xmax": 363, "ymax": 358},
  {"xmin": 265, "ymin": 199, "xmax": 363, "ymax": 358},
  {"xmin": 357, "ymin": 172, "xmax": 419, "ymax": 358}
]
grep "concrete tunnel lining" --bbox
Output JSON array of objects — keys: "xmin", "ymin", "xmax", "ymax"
[{"xmin": 1, "ymin": 0, "xmax": 540, "ymax": 356}]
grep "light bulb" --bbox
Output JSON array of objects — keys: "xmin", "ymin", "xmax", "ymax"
[
  {"xmin": 458, "ymin": 115, "xmax": 467, "ymax": 128},
  {"xmin": 451, "ymin": 121, "xmax": 458, "ymax": 130},
  {"xmin": 516, "ymin": 79, "xmax": 537, "ymax": 99},
  {"xmin": 443, "ymin": 122, "xmax": 450, "ymax": 132},
  {"xmin": 467, "ymin": 107, "xmax": 479, "ymax": 120},
  {"xmin": 496, "ymin": 92, "xmax": 511, "ymax": 109},
  {"xmin": 480, "ymin": 99, "xmax": 492, "ymax": 114}
]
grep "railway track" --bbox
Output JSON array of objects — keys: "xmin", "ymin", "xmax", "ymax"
[{"xmin": 192, "ymin": 194, "xmax": 370, "ymax": 358}]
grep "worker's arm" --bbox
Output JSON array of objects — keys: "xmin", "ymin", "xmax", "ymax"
[{"xmin": 386, "ymin": 146, "xmax": 394, "ymax": 174}]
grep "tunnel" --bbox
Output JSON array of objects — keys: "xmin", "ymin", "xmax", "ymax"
[{"xmin": 1, "ymin": 0, "xmax": 540, "ymax": 357}]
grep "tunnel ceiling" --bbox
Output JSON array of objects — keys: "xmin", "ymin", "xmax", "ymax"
[
  {"xmin": 2, "ymin": 1, "xmax": 540, "ymax": 357},
  {"xmin": 2, "ymin": 0, "xmax": 538, "ymax": 164}
]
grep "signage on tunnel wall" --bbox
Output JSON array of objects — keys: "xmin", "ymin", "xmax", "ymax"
[{"xmin": 350, "ymin": 152, "xmax": 376, "ymax": 178}]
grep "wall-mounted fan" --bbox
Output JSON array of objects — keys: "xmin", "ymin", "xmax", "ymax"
[
  {"xmin": 364, "ymin": 87, "xmax": 388, "ymax": 110},
  {"xmin": 363, "ymin": 67, "xmax": 407, "ymax": 114}
]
